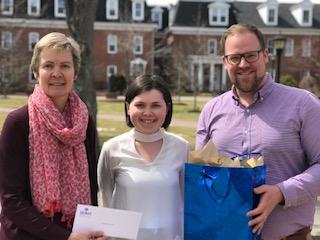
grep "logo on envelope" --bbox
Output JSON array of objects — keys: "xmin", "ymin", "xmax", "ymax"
[{"xmin": 79, "ymin": 207, "xmax": 92, "ymax": 217}]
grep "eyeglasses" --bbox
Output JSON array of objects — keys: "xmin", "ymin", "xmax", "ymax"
[{"xmin": 224, "ymin": 49, "xmax": 263, "ymax": 65}]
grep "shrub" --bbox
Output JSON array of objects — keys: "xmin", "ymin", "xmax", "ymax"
[{"xmin": 280, "ymin": 75, "xmax": 298, "ymax": 87}]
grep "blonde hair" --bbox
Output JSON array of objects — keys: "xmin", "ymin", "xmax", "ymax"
[
  {"xmin": 31, "ymin": 32, "xmax": 81, "ymax": 77},
  {"xmin": 220, "ymin": 23, "xmax": 266, "ymax": 55}
]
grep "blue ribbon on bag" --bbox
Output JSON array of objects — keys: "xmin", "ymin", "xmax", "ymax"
[{"xmin": 200, "ymin": 168, "xmax": 232, "ymax": 204}]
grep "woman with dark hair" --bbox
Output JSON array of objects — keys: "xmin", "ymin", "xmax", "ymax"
[{"xmin": 98, "ymin": 74, "xmax": 189, "ymax": 240}]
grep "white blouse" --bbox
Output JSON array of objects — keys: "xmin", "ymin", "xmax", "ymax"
[{"xmin": 98, "ymin": 129, "xmax": 189, "ymax": 240}]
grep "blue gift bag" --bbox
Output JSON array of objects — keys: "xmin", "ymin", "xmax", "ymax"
[{"xmin": 184, "ymin": 163, "xmax": 266, "ymax": 240}]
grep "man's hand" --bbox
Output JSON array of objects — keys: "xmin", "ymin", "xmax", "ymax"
[{"xmin": 247, "ymin": 184, "xmax": 284, "ymax": 234}]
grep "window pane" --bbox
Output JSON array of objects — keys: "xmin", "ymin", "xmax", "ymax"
[
  {"xmin": 268, "ymin": 9, "xmax": 275, "ymax": 22},
  {"xmin": 2, "ymin": 31, "xmax": 12, "ymax": 49},
  {"xmin": 303, "ymin": 10, "xmax": 309, "ymax": 23},
  {"xmin": 135, "ymin": 3, "xmax": 141, "ymax": 17}
]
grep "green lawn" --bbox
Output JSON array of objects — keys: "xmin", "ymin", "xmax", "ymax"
[{"xmin": 0, "ymin": 95, "xmax": 205, "ymax": 149}]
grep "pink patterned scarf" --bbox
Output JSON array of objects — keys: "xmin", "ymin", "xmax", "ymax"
[{"xmin": 28, "ymin": 85, "xmax": 91, "ymax": 225}]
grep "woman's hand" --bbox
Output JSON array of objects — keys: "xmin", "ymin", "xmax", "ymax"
[
  {"xmin": 68, "ymin": 231, "xmax": 108, "ymax": 240},
  {"xmin": 246, "ymin": 184, "xmax": 284, "ymax": 235}
]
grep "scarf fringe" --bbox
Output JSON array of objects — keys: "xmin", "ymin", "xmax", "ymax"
[
  {"xmin": 43, "ymin": 200, "xmax": 74, "ymax": 228},
  {"xmin": 61, "ymin": 214, "xmax": 74, "ymax": 229},
  {"xmin": 43, "ymin": 200, "xmax": 62, "ymax": 218}
]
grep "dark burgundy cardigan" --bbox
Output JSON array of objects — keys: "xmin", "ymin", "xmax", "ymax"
[{"xmin": 0, "ymin": 105, "xmax": 98, "ymax": 240}]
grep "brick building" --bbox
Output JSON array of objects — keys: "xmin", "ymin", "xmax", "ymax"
[
  {"xmin": 167, "ymin": 0, "xmax": 320, "ymax": 92},
  {"xmin": 0, "ymin": 0, "xmax": 319, "ymax": 93},
  {"xmin": 0, "ymin": 0, "xmax": 168, "ymax": 90}
]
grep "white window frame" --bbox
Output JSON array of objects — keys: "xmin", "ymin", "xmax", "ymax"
[
  {"xmin": 151, "ymin": 7, "xmax": 163, "ymax": 29},
  {"xmin": 107, "ymin": 65, "xmax": 117, "ymax": 78},
  {"xmin": 208, "ymin": 39, "xmax": 217, "ymax": 55},
  {"xmin": 130, "ymin": 58, "xmax": 146, "ymax": 77},
  {"xmin": 209, "ymin": 7, "xmax": 229, "ymax": 26},
  {"xmin": 302, "ymin": 9, "xmax": 311, "ymax": 24},
  {"xmin": 107, "ymin": 35, "xmax": 117, "ymax": 54},
  {"xmin": 210, "ymin": 8, "xmax": 218, "ymax": 23},
  {"xmin": 28, "ymin": 0, "xmax": 40, "ymax": 16},
  {"xmin": 28, "ymin": 32, "xmax": 39, "ymax": 51},
  {"xmin": 267, "ymin": 38, "xmax": 276, "ymax": 56},
  {"xmin": 301, "ymin": 38, "xmax": 311, "ymax": 57},
  {"xmin": 268, "ymin": 8, "xmax": 276, "ymax": 24},
  {"xmin": 54, "ymin": 0, "xmax": 66, "ymax": 18},
  {"xmin": 284, "ymin": 38, "xmax": 294, "ymax": 57},
  {"xmin": 1, "ymin": 0, "xmax": 14, "ymax": 15},
  {"xmin": 133, "ymin": 35, "xmax": 143, "ymax": 55},
  {"xmin": 220, "ymin": 8, "xmax": 228, "ymax": 23},
  {"xmin": 132, "ymin": 0, "xmax": 144, "ymax": 21},
  {"xmin": 106, "ymin": 0, "xmax": 119, "ymax": 20},
  {"xmin": 1, "ymin": 31, "xmax": 12, "ymax": 49}
]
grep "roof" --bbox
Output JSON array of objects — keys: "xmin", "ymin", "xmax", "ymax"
[{"xmin": 172, "ymin": 0, "xmax": 320, "ymax": 29}]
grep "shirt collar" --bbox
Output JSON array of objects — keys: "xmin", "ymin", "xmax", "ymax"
[{"xmin": 232, "ymin": 73, "xmax": 275, "ymax": 106}]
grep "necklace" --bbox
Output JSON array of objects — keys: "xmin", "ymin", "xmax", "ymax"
[{"xmin": 133, "ymin": 129, "xmax": 164, "ymax": 143}]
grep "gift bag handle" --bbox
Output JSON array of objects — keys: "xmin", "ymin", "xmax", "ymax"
[{"xmin": 201, "ymin": 169, "xmax": 231, "ymax": 204}]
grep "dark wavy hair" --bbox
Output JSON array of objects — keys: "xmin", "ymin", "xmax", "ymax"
[{"xmin": 124, "ymin": 74, "xmax": 173, "ymax": 129}]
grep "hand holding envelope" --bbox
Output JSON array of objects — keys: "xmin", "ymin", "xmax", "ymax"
[
  {"xmin": 68, "ymin": 230, "xmax": 106, "ymax": 240},
  {"xmin": 72, "ymin": 204, "xmax": 142, "ymax": 240}
]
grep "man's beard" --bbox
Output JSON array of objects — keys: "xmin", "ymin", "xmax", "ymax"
[{"xmin": 233, "ymin": 72, "xmax": 265, "ymax": 94}]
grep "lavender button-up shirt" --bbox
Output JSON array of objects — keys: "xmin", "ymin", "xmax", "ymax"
[{"xmin": 196, "ymin": 74, "xmax": 320, "ymax": 240}]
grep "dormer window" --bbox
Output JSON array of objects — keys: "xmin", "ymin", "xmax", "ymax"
[
  {"xmin": 28, "ymin": 0, "xmax": 40, "ymax": 16},
  {"xmin": 132, "ymin": 0, "xmax": 144, "ymax": 21},
  {"xmin": 290, "ymin": 0, "xmax": 313, "ymax": 26},
  {"xmin": 208, "ymin": 2, "xmax": 230, "ymax": 26},
  {"xmin": 1, "ymin": 0, "xmax": 14, "ymax": 15},
  {"xmin": 268, "ymin": 8, "xmax": 276, "ymax": 23},
  {"xmin": 257, "ymin": 0, "xmax": 278, "ymax": 26},
  {"xmin": 151, "ymin": 7, "xmax": 163, "ymax": 29},
  {"xmin": 54, "ymin": 0, "xmax": 65, "ymax": 18},
  {"xmin": 106, "ymin": 0, "xmax": 119, "ymax": 20},
  {"xmin": 303, "ymin": 9, "xmax": 310, "ymax": 23}
]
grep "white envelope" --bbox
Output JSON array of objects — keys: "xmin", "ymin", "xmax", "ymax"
[{"xmin": 73, "ymin": 204, "xmax": 142, "ymax": 240}]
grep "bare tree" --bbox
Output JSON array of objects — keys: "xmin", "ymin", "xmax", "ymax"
[
  {"xmin": 299, "ymin": 75, "xmax": 320, "ymax": 97},
  {"xmin": 0, "ymin": 30, "xmax": 30, "ymax": 98},
  {"xmin": 65, "ymin": 0, "xmax": 98, "ymax": 122}
]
